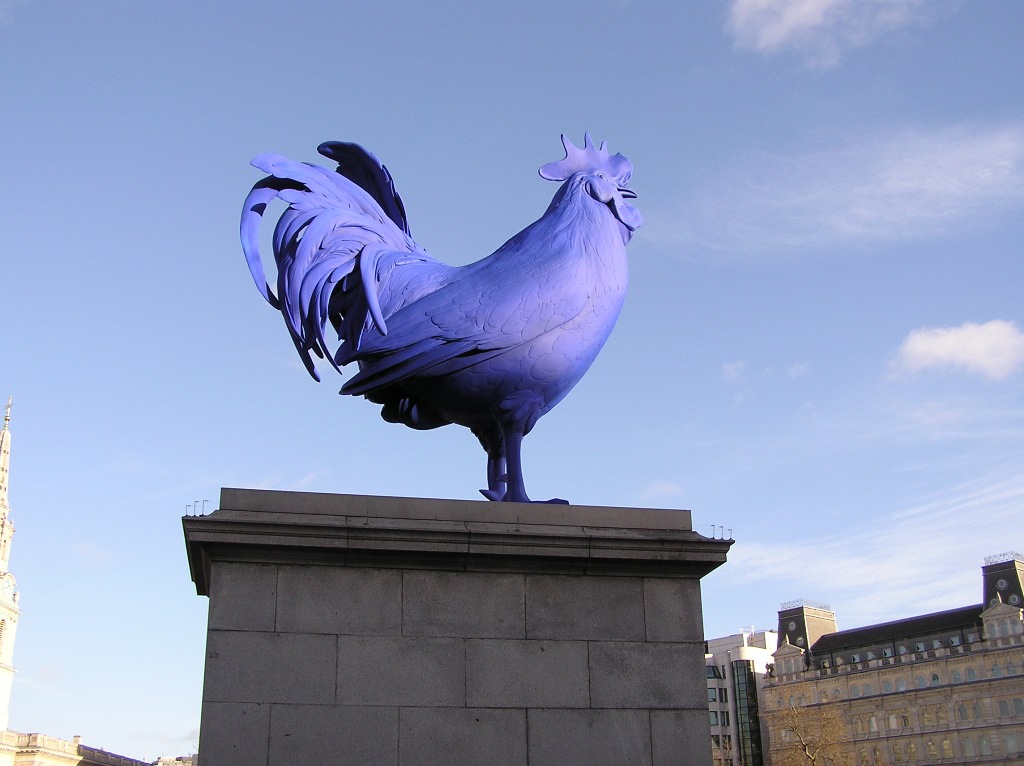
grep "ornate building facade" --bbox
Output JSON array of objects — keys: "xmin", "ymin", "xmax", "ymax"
[{"xmin": 761, "ymin": 555, "xmax": 1024, "ymax": 765}]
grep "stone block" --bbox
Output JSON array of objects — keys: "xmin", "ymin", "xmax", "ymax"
[
  {"xmin": 527, "ymin": 709, "xmax": 652, "ymax": 766},
  {"xmin": 526, "ymin": 574, "xmax": 645, "ymax": 640},
  {"xmin": 276, "ymin": 566, "xmax": 401, "ymax": 635},
  {"xmin": 399, "ymin": 707, "xmax": 527, "ymax": 766},
  {"xmin": 203, "ymin": 631, "xmax": 336, "ymax": 704},
  {"xmin": 208, "ymin": 562, "xmax": 277, "ymax": 632},
  {"xmin": 337, "ymin": 636, "xmax": 464, "ymax": 706},
  {"xmin": 589, "ymin": 642, "xmax": 707, "ymax": 708},
  {"xmin": 197, "ymin": 702, "xmax": 270, "ymax": 766},
  {"xmin": 403, "ymin": 570, "xmax": 525, "ymax": 638},
  {"xmin": 651, "ymin": 710, "xmax": 715, "ymax": 766},
  {"xmin": 644, "ymin": 578, "xmax": 704, "ymax": 642},
  {"xmin": 268, "ymin": 705, "xmax": 399, "ymax": 766},
  {"xmin": 466, "ymin": 639, "xmax": 589, "ymax": 707}
]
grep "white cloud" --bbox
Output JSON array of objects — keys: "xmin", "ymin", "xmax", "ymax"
[
  {"xmin": 723, "ymin": 361, "xmax": 747, "ymax": 384},
  {"xmin": 639, "ymin": 480, "xmax": 687, "ymax": 504},
  {"xmin": 726, "ymin": 0, "xmax": 939, "ymax": 67},
  {"xmin": 893, "ymin": 320, "xmax": 1024, "ymax": 381},
  {"xmin": 722, "ymin": 457, "xmax": 1024, "ymax": 627},
  {"xmin": 656, "ymin": 124, "xmax": 1024, "ymax": 257}
]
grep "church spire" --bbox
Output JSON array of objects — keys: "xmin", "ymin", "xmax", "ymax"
[
  {"xmin": 0, "ymin": 397, "xmax": 11, "ymax": 519},
  {"xmin": 0, "ymin": 398, "xmax": 17, "ymax": 731}
]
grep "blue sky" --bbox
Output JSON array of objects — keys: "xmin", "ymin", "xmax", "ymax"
[{"xmin": 2, "ymin": 0, "xmax": 1023, "ymax": 758}]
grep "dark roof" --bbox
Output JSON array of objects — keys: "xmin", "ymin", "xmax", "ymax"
[{"xmin": 811, "ymin": 604, "xmax": 983, "ymax": 655}]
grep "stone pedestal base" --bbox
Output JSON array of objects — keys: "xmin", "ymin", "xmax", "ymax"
[{"xmin": 183, "ymin": 489, "xmax": 730, "ymax": 766}]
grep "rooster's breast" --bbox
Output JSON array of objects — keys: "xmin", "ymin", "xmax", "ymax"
[{"xmin": 406, "ymin": 248, "xmax": 628, "ymax": 430}]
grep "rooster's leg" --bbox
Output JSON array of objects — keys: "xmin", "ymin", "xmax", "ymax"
[
  {"xmin": 501, "ymin": 428, "xmax": 531, "ymax": 503},
  {"xmin": 501, "ymin": 426, "xmax": 569, "ymax": 505},
  {"xmin": 475, "ymin": 427, "xmax": 507, "ymax": 501}
]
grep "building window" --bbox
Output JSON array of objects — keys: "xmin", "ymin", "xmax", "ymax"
[
  {"xmin": 951, "ymin": 670, "xmax": 961, "ymax": 683},
  {"xmin": 958, "ymin": 704, "xmax": 968, "ymax": 722},
  {"xmin": 950, "ymin": 635, "xmax": 961, "ymax": 646},
  {"xmin": 720, "ymin": 687, "xmax": 728, "ymax": 703},
  {"xmin": 851, "ymin": 684, "xmax": 861, "ymax": 698},
  {"xmin": 896, "ymin": 678, "xmax": 907, "ymax": 691},
  {"xmin": 915, "ymin": 642, "xmax": 925, "ymax": 652},
  {"xmin": 930, "ymin": 673, "xmax": 940, "ymax": 686},
  {"xmin": 966, "ymin": 668, "xmax": 977, "ymax": 681},
  {"xmin": 923, "ymin": 708, "xmax": 936, "ymax": 726},
  {"xmin": 883, "ymin": 680, "xmax": 893, "ymax": 693},
  {"xmin": 869, "ymin": 715, "xmax": 878, "ymax": 733},
  {"xmin": 1007, "ymin": 732, "xmax": 1020, "ymax": 755},
  {"xmin": 721, "ymin": 711, "xmax": 730, "ymax": 727},
  {"xmin": 907, "ymin": 743, "xmax": 917, "ymax": 762},
  {"xmin": 888, "ymin": 713, "xmax": 898, "ymax": 730},
  {"xmin": 851, "ymin": 653, "xmax": 860, "ymax": 663},
  {"xmin": 932, "ymin": 639, "xmax": 942, "ymax": 650},
  {"xmin": 1014, "ymin": 698, "xmax": 1024, "ymax": 715},
  {"xmin": 1009, "ymin": 662, "xmax": 1018, "ymax": 675},
  {"xmin": 942, "ymin": 740, "xmax": 953, "ymax": 759},
  {"xmin": 963, "ymin": 738, "xmax": 976, "ymax": 758},
  {"xmin": 892, "ymin": 743, "xmax": 904, "ymax": 763},
  {"xmin": 966, "ymin": 632, "xmax": 979, "ymax": 643},
  {"xmin": 915, "ymin": 675, "xmax": 926, "ymax": 689},
  {"xmin": 973, "ymin": 703, "xmax": 983, "ymax": 721},
  {"xmin": 710, "ymin": 711, "xmax": 718, "ymax": 726},
  {"xmin": 999, "ymin": 699, "xmax": 1010, "ymax": 716},
  {"xmin": 898, "ymin": 645, "xmax": 908, "ymax": 655},
  {"xmin": 926, "ymin": 741, "xmax": 938, "ymax": 760},
  {"xmin": 882, "ymin": 647, "xmax": 893, "ymax": 657},
  {"xmin": 708, "ymin": 688, "xmax": 717, "ymax": 702},
  {"xmin": 980, "ymin": 736, "xmax": 992, "ymax": 756},
  {"xmin": 992, "ymin": 664, "xmax": 1003, "ymax": 678}
]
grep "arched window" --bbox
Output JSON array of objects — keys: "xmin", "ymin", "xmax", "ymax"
[
  {"xmin": 869, "ymin": 715, "xmax": 878, "ymax": 733},
  {"xmin": 883, "ymin": 679, "xmax": 893, "ymax": 693},
  {"xmin": 855, "ymin": 717, "xmax": 866, "ymax": 735},
  {"xmin": 966, "ymin": 667, "xmax": 977, "ymax": 681},
  {"xmin": 951, "ymin": 669, "xmax": 961, "ymax": 683},
  {"xmin": 896, "ymin": 677, "xmax": 907, "ymax": 691},
  {"xmin": 851, "ymin": 684, "xmax": 861, "ymax": 698},
  {"xmin": 992, "ymin": 664, "xmax": 1003, "ymax": 678},
  {"xmin": 963, "ymin": 737, "xmax": 976, "ymax": 757},
  {"xmin": 915, "ymin": 675, "xmax": 926, "ymax": 689},
  {"xmin": 930, "ymin": 672, "xmax": 940, "ymax": 686},
  {"xmin": 999, "ymin": 699, "xmax": 1010, "ymax": 716},
  {"xmin": 958, "ymin": 704, "xmax": 968, "ymax": 721},
  {"xmin": 980, "ymin": 736, "xmax": 992, "ymax": 756},
  {"xmin": 863, "ymin": 682, "xmax": 873, "ymax": 695},
  {"xmin": 1014, "ymin": 698, "xmax": 1024, "ymax": 715},
  {"xmin": 1006, "ymin": 732, "xmax": 1020, "ymax": 755}
]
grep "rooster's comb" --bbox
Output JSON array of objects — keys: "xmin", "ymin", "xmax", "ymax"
[{"xmin": 539, "ymin": 133, "xmax": 633, "ymax": 185}]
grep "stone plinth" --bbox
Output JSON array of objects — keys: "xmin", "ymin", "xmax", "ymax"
[{"xmin": 183, "ymin": 489, "xmax": 731, "ymax": 766}]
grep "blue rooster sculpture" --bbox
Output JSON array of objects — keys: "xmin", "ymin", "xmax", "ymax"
[{"xmin": 242, "ymin": 134, "xmax": 641, "ymax": 503}]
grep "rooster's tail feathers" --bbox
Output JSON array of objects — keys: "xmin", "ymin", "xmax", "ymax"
[{"xmin": 241, "ymin": 153, "xmax": 414, "ymax": 382}]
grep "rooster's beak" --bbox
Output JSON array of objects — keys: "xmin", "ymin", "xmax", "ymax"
[{"xmin": 618, "ymin": 187, "xmax": 637, "ymax": 199}]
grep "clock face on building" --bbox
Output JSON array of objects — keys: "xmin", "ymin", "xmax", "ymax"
[
  {"xmin": 997, "ymin": 578, "xmax": 1008, "ymax": 590},
  {"xmin": 1011, "ymin": 594, "xmax": 1021, "ymax": 606},
  {"xmin": 788, "ymin": 621, "xmax": 797, "ymax": 632}
]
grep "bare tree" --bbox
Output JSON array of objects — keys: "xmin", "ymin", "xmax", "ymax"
[{"xmin": 771, "ymin": 705, "xmax": 853, "ymax": 766}]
